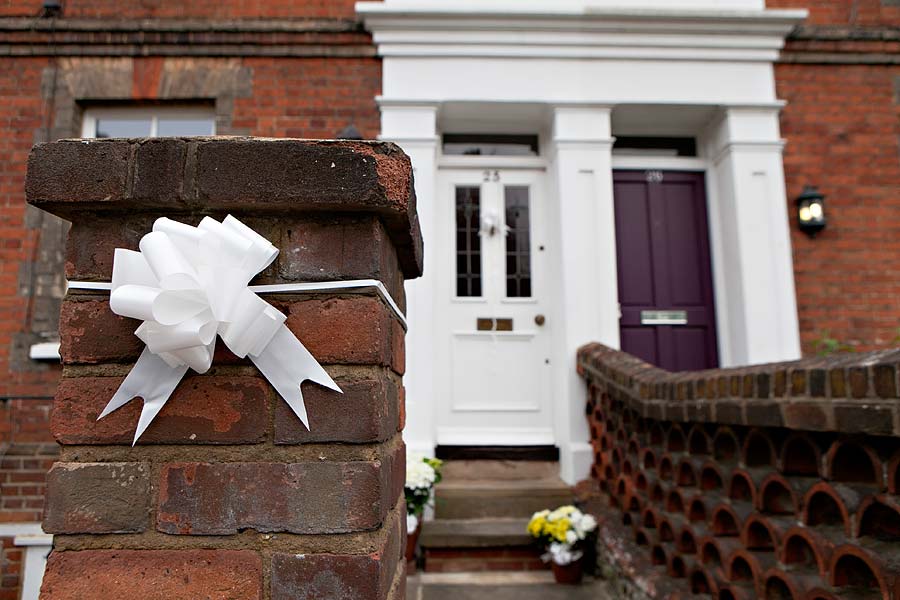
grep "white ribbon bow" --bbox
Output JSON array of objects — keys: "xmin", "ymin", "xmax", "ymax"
[{"xmin": 100, "ymin": 215, "xmax": 341, "ymax": 444}]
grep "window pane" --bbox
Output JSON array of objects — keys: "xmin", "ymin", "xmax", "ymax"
[
  {"xmin": 95, "ymin": 119, "xmax": 152, "ymax": 138},
  {"xmin": 442, "ymin": 134, "xmax": 539, "ymax": 157},
  {"xmin": 455, "ymin": 186, "xmax": 482, "ymax": 297},
  {"xmin": 504, "ymin": 186, "xmax": 532, "ymax": 298},
  {"xmin": 158, "ymin": 118, "xmax": 215, "ymax": 137}
]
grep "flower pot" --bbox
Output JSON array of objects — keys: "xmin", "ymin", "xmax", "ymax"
[
  {"xmin": 405, "ymin": 520, "xmax": 422, "ymax": 562},
  {"xmin": 552, "ymin": 558, "xmax": 584, "ymax": 585}
]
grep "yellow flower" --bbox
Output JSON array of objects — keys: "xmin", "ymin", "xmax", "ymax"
[
  {"xmin": 527, "ymin": 515, "xmax": 547, "ymax": 538},
  {"xmin": 549, "ymin": 518, "xmax": 571, "ymax": 542}
]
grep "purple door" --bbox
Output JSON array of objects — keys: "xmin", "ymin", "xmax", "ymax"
[{"xmin": 613, "ymin": 170, "xmax": 718, "ymax": 371}]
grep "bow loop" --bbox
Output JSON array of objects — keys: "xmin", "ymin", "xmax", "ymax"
[{"xmin": 101, "ymin": 215, "xmax": 341, "ymax": 444}]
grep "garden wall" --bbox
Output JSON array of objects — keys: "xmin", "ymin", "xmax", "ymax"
[{"xmin": 578, "ymin": 342, "xmax": 900, "ymax": 599}]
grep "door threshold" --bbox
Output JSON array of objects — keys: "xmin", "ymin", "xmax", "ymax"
[{"xmin": 434, "ymin": 445, "xmax": 559, "ymax": 461}]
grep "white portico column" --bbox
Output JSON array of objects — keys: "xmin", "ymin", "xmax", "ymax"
[
  {"xmin": 551, "ymin": 106, "xmax": 618, "ymax": 484},
  {"xmin": 706, "ymin": 106, "xmax": 802, "ymax": 366},
  {"xmin": 379, "ymin": 103, "xmax": 439, "ymax": 455}
]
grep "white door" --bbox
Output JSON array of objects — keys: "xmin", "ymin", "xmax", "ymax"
[{"xmin": 435, "ymin": 168, "xmax": 554, "ymax": 446}]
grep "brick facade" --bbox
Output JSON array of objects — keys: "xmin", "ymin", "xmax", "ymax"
[
  {"xmin": 578, "ymin": 342, "xmax": 900, "ymax": 599},
  {"xmin": 26, "ymin": 136, "xmax": 418, "ymax": 599},
  {"xmin": 0, "ymin": 4, "xmax": 380, "ymax": 597},
  {"xmin": 768, "ymin": 0, "xmax": 900, "ymax": 353}
]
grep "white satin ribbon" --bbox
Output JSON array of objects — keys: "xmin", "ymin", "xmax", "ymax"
[{"xmin": 97, "ymin": 215, "xmax": 343, "ymax": 444}]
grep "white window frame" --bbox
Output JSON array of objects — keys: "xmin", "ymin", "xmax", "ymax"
[{"xmin": 81, "ymin": 106, "xmax": 216, "ymax": 138}]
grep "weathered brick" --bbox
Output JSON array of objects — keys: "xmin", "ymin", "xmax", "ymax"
[
  {"xmin": 194, "ymin": 139, "xmax": 421, "ymax": 277},
  {"xmin": 809, "ymin": 369, "xmax": 827, "ymax": 397},
  {"xmin": 26, "ymin": 140, "xmax": 129, "ymax": 208},
  {"xmin": 40, "ymin": 549, "xmax": 262, "ymax": 600},
  {"xmin": 61, "ymin": 293, "xmax": 405, "ymax": 371},
  {"xmin": 29, "ymin": 138, "xmax": 422, "ymax": 278},
  {"xmin": 834, "ymin": 404, "xmax": 894, "ymax": 435},
  {"xmin": 773, "ymin": 370, "xmax": 787, "ymax": 397},
  {"xmin": 275, "ymin": 372, "xmax": 399, "ymax": 444},
  {"xmin": 59, "ymin": 298, "xmax": 143, "ymax": 364},
  {"xmin": 782, "ymin": 402, "xmax": 831, "ymax": 431},
  {"xmin": 276, "ymin": 217, "xmax": 405, "ymax": 312},
  {"xmin": 283, "ymin": 296, "xmax": 404, "ymax": 373},
  {"xmin": 65, "ymin": 215, "xmax": 153, "ymax": 281},
  {"xmin": 132, "ymin": 138, "xmax": 187, "ymax": 203},
  {"xmin": 43, "ymin": 462, "xmax": 150, "ymax": 534},
  {"xmin": 873, "ymin": 364, "xmax": 898, "ymax": 398},
  {"xmin": 741, "ymin": 375, "xmax": 754, "ymax": 398},
  {"xmin": 157, "ymin": 443, "xmax": 402, "ymax": 535},
  {"xmin": 52, "ymin": 375, "xmax": 270, "ymax": 445},
  {"xmin": 790, "ymin": 370, "xmax": 807, "ymax": 396},
  {"xmin": 744, "ymin": 402, "xmax": 783, "ymax": 428},
  {"xmin": 270, "ymin": 509, "xmax": 402, "ymax": 600},
  {"xmin": 848, "ymin": 367, "xmax": 870, "ymax": 398},
  {"xmin": 830, "ymin": 368, "xmax": 847, "ymax": 398},
  {"xmin": 713, "ymin": 401, "xmax": 742, "ymax": 425}
]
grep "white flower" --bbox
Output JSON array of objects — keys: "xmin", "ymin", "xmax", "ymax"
[
  {"xmin": 543, "ymin": 542, "xmax": 584, "ymax": 566},
  {"xmin": 565, "ymin": 530, "xmax": 578, "ymax": 544},
  {"xmin": 405, "ymin": 456, "xmax": 437, "ymax": 490},
  {"xmin": 581, "ymin": 514, "xmax": 597, "ymax": 532},
  {"xmin": 570, "ymin": 512, "xmax": 597, "ymax": 540}
]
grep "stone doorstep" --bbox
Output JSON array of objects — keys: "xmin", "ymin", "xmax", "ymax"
[
  {"xmin": 434, "ymin": 479, "xmax": 573, "ymax": 520},
  {"xmin": 420, "ymin": 518, "xmax": 533, "ymax": 549},
  {"xmin": 407, "ymin": 572, "xmax": 616, "ymax": 600},
  {"xmin": 440, "ymin": 460, "xmax": 561, "ymax": 481}
]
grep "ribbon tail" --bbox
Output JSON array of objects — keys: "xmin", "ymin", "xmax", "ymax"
[
  {"xmin": 250, "ymin": 325, "xmax": 342, "ymax": 430},
  {"xmin": 99, "ymin": 347, "xmax": 189, "ymax": 445}
]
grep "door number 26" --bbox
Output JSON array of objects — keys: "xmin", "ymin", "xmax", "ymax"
[{"xmin": 646, "ymin": 170, "xmax": 664, "ymax": 183}]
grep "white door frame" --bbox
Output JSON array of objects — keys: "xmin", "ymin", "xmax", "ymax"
[{"xmin": 434, "ymin": 164, "xmax": 557, "ymax": 446}]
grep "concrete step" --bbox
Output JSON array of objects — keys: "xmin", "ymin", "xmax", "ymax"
[
  {"xmin": 434, "ymin": 479, "xmax": 573, "ymax": 520},
  {"xmin": 408, "ymin": 572, "xmax": 616, "ymax": 600},
  {"xmin": 440, "ymin": 460, "xmax": 560, "ymax": 481},
  {"xmin": 420, "ymin": 518, "xmax": 532, "ymax": 549}
]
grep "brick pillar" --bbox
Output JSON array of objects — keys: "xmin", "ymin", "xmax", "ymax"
[{"xmin": 26, "ymin": 138, "xmax": 421, "ymax": 600}]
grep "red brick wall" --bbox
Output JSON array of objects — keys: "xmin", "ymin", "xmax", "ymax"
[
  {"xmin": 0, "ymin": 56, "xmax": 61, "ymax": 400},
  {"xmin": 0, "ymin": 0, "xmax": 365, "ymax": 19},
  {"xmin": 0, "ymin": 64, "xmax": 61, "ymax": 600},
  {"xmin": 768, "ymin": 0, "xmax": 900, "ymax": 25},
  {"xmin": 0, "ymin": 6, "xmax": 382, "ymax": 598},
  {"xmin": 767, "ymin": 0, "xmax": 900, "ymax": 353},
  {"xmin": 578, "ymin": 343, "xmax": 900, "ymax": 599}
]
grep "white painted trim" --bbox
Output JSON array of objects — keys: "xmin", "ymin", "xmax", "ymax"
[
  {"xmin": 0, "ymin": 523, "xmax": 44, "ymax": 537},
  {"xmin": 14, "ymin": 533, "xmax": 53, "ymax": 546},
  {"xmin": 611, "ymin": 156, "xmax": 707, "ymax": 171},
  {"xmin": 28, "ymin": 341, "xmax": 61, "ymax": 360},
  {"xmin": 436, "ymin": 427, "xmax": 555, "ymax": 446},
  {"xmin": 359, "ymin": 3, "xmax": 806, "ymax": 62},
  {"xmin": 437, "ymin": 156, "xmax": 547, "ymax": 170},
  {"xmin": 0, "ymin": 524, "xmax": 51, "ymax": 600},
  {"xmin": 80, "ymin": 106, "xmax": 216, "ymax": 138}
]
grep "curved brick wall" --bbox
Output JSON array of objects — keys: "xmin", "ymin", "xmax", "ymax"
[{"xmin": 577, "ymin": 343, "xmax": 900, "ymax": 600}]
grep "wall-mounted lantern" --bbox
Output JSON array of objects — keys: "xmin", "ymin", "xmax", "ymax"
[{"xmin": 796, "ymin": 186, "xmax": 826, "ymax": 237}]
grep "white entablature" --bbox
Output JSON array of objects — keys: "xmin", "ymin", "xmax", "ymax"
[{"xmin": 359, "ymin": 1, "xmax": 806, "ymax": 63}]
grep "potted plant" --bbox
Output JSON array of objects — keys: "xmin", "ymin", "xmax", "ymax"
[
  {"xmin": 404, "ymin": 452, "xmax": 443, "ymax": 562},
  {"xmin": 527, "ymin": 505, "xmax": 598, "ymax": 584}
]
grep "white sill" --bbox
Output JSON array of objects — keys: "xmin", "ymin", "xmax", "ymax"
[{"xmin": 29, "ymin": 341, "xmax": 61, "ymax": 361}]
